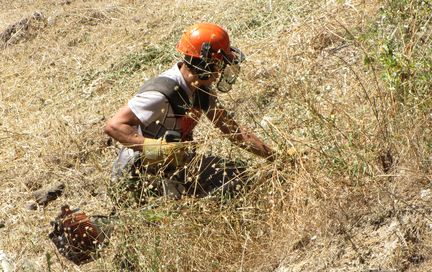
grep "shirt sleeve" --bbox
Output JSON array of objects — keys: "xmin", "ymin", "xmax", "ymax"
[{"xmin": 128, "ymin": 91, "xmax": 169, "ymax": 126}]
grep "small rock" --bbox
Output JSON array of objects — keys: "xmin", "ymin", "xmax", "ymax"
[
  {"xmin": 26, "ymin": 202, "xmax": 38, "ymax": 210},
  {"xmin": 32, "ymin": 182, "xmax": 65, "ymax": 206},
  {"xmin": 0, "ymin": 250, "xmax": 11, "ymax": 272},
  {"xmin": 260, "ymin": 116, "xmax": 273, "ymax": 129},
  {"xmin": 47, "ymin": 16, "xmax": 57, "ymax": 26},
  {"xmin": 420, "ymin": 189, "xmax": 431, "ymax": 199},
  {"xmin": 0, "ymin": 222, "xmax": 5, "ymax": 228}
]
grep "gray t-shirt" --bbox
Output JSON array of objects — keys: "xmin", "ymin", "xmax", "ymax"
[
  {"xmin": 112, "ymin": 63, "xmax": 219, "ymax": 179},
  {"xmin": 128, "ymin": 63, "xmax": 193, "ymax": 139},
  {"xmin": 128, "ymin": 62, "xmax": 218, "ymax": 140}
]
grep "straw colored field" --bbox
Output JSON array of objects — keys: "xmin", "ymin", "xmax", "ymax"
[{"xmin": 1, "ymin": 0, "xmax": 431, "ymax": 271}]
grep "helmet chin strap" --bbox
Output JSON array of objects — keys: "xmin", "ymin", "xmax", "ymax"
[{"xmin": 198, "ymin": 73, "xmax": 212, "ymax": 81}]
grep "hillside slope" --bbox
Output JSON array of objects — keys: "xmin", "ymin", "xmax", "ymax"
[{"xmin": 1, "ymin": 0, "xmax": 431, "ymax": 271}]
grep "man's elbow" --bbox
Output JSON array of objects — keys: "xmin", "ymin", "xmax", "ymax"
[{"xmin": 104, "ymin": 120, "xmax": 117, "ymax": 138}]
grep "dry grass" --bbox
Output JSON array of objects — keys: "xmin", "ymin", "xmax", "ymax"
[{"xmin": 1, "ymin": 0, "xmax": 431, "ymax": 271}]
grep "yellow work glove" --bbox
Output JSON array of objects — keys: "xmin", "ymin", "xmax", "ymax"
[{"xmin": 142, "ymin": 138, "xmax": 186, "ymax": 167}]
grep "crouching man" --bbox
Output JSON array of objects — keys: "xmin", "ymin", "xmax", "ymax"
[{"xmin": 104, "ymin": 23, "xmax": 274, "ymax": 206}]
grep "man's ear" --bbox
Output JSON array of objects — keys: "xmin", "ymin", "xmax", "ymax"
[{"xmin": 182, "ymin": 62, "xmax": 197, "ymax": 79}]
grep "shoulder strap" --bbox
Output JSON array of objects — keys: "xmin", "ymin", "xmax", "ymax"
[{"xmin": 138, "ymin": 77, "xmax": 191, "ymax": 116}]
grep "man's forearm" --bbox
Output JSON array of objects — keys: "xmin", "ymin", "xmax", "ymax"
[
  {"xmin": 231, "ymin": 127, "xmax": 275, "ymax": 160},
  {"xmin": 207, "ymin": 108, "xmax": 274, "ymax": 160},
  {"xmin": 104, "ymin": 122, "xmax": 144, "ymax": 151}
]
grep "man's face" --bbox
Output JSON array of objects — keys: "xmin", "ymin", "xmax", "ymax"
[
  {"xmin": 197, "ymin": 71, "xmax": 220, "ymax": 87},
  {"xmin": 197, "ymin": 59, "xmax": 224, "ymax": 87}
]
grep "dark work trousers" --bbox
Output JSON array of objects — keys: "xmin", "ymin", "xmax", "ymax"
[{"xmin": 110, "ymin": 147, "xmax": 247, "ymax": 206}]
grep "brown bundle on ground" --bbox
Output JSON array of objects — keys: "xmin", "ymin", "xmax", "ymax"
[{"xmin": 49, "ymin": 205, "xmax": 111, "ymax": 265}]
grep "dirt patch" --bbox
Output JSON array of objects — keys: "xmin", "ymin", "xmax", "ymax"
[{"xmin": 0, "ymin": 11, "xmax": 47, "ymax": 47}]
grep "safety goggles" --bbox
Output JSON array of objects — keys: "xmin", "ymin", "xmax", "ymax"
[{"xmin": 216, "ymin": 47, "xmax": 245, "ymax": 92}]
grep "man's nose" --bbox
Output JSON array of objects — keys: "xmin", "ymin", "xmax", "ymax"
[{"xmin": 210, "ymin": 72, "xmax": 221, "ymax": 82}]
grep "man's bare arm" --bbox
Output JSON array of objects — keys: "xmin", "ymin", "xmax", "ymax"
[
  {"xmin": 206, "ymin": 106, "xmax": 275, "ymax": 160},
  {"xmin": 104, "ymin": 106, "xmax": 145, "ymax": 151}
]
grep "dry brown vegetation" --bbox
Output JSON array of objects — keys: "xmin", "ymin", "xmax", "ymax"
[{"xmin": 1, "ymin": 0, "xmax": 431, "ymax": 271}]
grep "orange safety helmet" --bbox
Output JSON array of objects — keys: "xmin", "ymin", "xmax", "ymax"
[
  {"xmin": 177, "ymin": 23, "xmax": 245, "ymax": 92},
  {"xmin": 176, "ymin": 23, "xmax": 233, "ymax": 63}
]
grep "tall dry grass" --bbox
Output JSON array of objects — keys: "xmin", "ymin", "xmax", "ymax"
[{"xmin": 0, "ymin": 0, "xmax": 431, "ymax": 271}]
